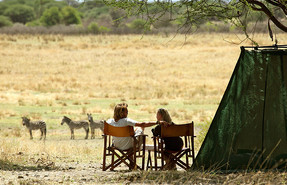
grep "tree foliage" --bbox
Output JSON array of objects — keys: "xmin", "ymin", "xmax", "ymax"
[
  {"xmin": 33, "ymin": 0, "xmax": 62, "ymax": 19},
  {"xmin": 0, "ymin": 15, "xmax": 13, "ymax": 27},
  {"xmin": 40, "ymin": 7, "xmax": 62, "ymax": 26},
  {"xmin": 4, "ymin": 4, "xmax": 35, "ymax": 24},
  {"xmin": 0, "ymin": 0, "xmax": 285, "ymax": 36},
  {"xmin": 240, "ymin": 0, "xmax": 287, "ymax": 32},
  {"xmin": 129, "ymin": 18, "xmax": 146, "ymax": 32},
  {"xmin": 102, "ymin": 0, "xmax": 287, "ymax": 34},
  {"xmin": 109, "ymin": 8, "xmax": 126, "ymax": 27},
  {"xmin": 61, "ymin": 6, "xmax": 81, "ymax": 25}
]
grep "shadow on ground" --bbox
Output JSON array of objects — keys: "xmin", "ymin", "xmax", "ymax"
[{"xmin": 0, "ymin": 159, "xmax": 55, "ymax": 171}]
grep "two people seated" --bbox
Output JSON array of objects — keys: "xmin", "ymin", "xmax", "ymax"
[{"xmin": 106, "ymin": 103, "xmax": 183, "ymax": 170}]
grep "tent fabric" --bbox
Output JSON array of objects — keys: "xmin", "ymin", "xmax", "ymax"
[{"xmin": 193, "ymin": 47, "xmax": 287, "ymax": 170}]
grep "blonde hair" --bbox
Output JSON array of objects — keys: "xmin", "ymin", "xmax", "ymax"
[
  {"xmin": 113, "ymin": 103, "xmax": 128, "ymax": 122},
  {"xmin": 157, "ymin": 108, "xmax": 172, "ymax": 123}
]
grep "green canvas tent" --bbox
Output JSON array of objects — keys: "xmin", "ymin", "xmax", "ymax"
[{"xmin": 193, "ymin": 45, "xmax": 287, "ymax": 170}]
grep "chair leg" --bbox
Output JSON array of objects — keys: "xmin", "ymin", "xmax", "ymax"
[
  {"xmin": 186, "ymin": 151, "xmax": 189, "ymax": 168},
  {"xmin": 111, "ymin": 151, "xmax": 115, "ymax": 171},
  {"xmin": 146, "ymin": 150, "xmax": 152, "ymax": 170},
  {"xmin": 141, "ymin": 136, "xmax": 146, "ymax": 170},
  {"xmin": 102, "ymin": 136, "xmax": 107, "ymax": 171},
  {"xmin": 102, "ymin": 151, "xmax": 106, "ymax": 171},
  {"xmin": 153, "ymin": 138, "xmax": 158, "ymax": 171}
]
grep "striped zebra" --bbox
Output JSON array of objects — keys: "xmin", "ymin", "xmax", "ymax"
[
  {"xmin": 61, "ymin": 116, "xmax": 89, "ymax": 140},
  {"xmin": 87, "ymin": 113, "xmax": 104, "ymax": 139},
  {"xmin": 21, "ymin": 117, "xmax": 47, "ymax": 140}
]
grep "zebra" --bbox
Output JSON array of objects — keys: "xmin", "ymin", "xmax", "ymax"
[
  {"xmin": 61, "ymin": 116, "xmax": 89, "ymax": 140},
  {"xmin": 87, "ymin": 113, "xmax": 104, "ymax": 139},
  {"xmin": 21, "ymin": 117, "xmax": 46, "ymax": 140}
]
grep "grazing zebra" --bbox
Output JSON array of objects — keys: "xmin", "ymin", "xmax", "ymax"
[
  {"xmin": 61, "ymin": 116, "xmax": 89, "ymax": 140},
  {"xmin": 87, "ymin": 113, "xmax": 104, "ymax": 139},
  {"xmin": 21, "ymin": 117, "xmax": 46, "ymax": 140}
]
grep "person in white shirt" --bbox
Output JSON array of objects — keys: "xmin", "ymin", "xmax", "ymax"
[{"xmin": 106, "ymin": 103, "xmax": 168, "ymax": 150}]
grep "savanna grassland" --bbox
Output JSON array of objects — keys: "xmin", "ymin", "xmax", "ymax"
[{"xmin": 1, "ymin": 33, "xmax": 287, "ymax": 184}]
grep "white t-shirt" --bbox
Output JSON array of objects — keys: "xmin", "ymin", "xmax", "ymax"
[{"xmin": 106, "ymin": 118, "xmax": 138, "ymax": 150}]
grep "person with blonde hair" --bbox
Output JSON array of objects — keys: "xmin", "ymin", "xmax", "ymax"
[
  {"xmin": 152, "ymin": 108, "xmax": 184, "ymax": 170},
  {"xmin": 107, "ymin": 103, "xmax": 168, "ymax": 151}
]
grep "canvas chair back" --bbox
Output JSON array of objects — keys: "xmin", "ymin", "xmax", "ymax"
[
  {"xmin": 161, "ymin": 122, "xmax": 194, "ymax": 137},
  {"xmin": 103, "ymin": 121, "xmax": 135, "ymax": 137}
]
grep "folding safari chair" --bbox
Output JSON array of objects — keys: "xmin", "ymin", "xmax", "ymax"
[
  {"xmin": 146, "ymin": 122, "xmax": 195, "ymax": 171},
  {"xmin": 102, "ymin": 122, "xmax": 146, "ymax": 171}
]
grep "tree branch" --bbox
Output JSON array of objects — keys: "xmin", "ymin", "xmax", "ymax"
[
  {"xmin": 242, "ymin": 0, "xmax": 287, "ymax": 32},
  {"xmin": 265, "ymin": 0, "xmax": 287, "ymax": 15}
]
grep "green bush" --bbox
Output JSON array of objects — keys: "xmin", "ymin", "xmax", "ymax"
[
  {"xmin": 128, "ymin": 19, "xmax": 147, "ymax": 32},
  {"xmin": 61, "ymin": 6, "xmax": 81, "ymax": 25},
  {"xmin": 88, "ymin": 22, "xmax": 110, "ymax": 34},
  {"xmin": 4, "ymin": 4, "xmax": 35, "ymax": 24},
  {"xmin": 0, "ymin": 15, "xmax": 13, "ymax": 27},
  {"xmin": 40, "ymin": 7, "xmax": 62, "ymax": 27},
  {"xmin": 26, "ymin": 19, "xmax": 42, "ymax": 27},
  {"xmin": 88, "ymin": 22, "xmax": 100, "ymax": 34},
  {"xmin": 99, "ymin": 25, "xmax": 110, "ymax": 33}
]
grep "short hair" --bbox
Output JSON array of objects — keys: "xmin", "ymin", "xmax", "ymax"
[
  {"xmin": 113, "ymin": 103, "xmax": 128, "ymax": 122},
  {"xmin": 157, "ymin": 108, "xmax": 172, "ymax": 123}
]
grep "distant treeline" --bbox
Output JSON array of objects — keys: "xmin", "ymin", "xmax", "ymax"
[{"xmin": 0, "ymin": 0, "xmax": 285, "ymax": 35}]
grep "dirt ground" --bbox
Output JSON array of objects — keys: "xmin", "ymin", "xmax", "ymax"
[
  {"xmin": 1, "ymin": 161, "xmax": 99, "ymax": 184},
  {"xmin": 0, "ymin": 161, "xmax": 140, "ymax": 184},
  {"xmin": 2, "ymin": 161, "xmax": 287, "ymax": 184}
]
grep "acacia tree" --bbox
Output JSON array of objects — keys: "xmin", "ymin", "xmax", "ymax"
[
  {"xmin": 240, "ymin": 0, "xmax": 287, "ymax": 32},
  {"xmin": 97, "ymin": 0, "xmax": 286, "ymax": 42}
]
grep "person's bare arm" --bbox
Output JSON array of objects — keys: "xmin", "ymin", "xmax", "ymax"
[{"xmin": 135, "ymin": 121, "xmax": 168, "ymax": 128}]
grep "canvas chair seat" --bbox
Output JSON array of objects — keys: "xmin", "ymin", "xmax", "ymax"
[
  {"xmin": 146, "ymin": 122, "xmax": 195, "ymax": 171},
  {"xmin": 145, "ymin": 144, "xmax": 159, "ymax": 151},
  {"xmin": 102, "ymin": 121, "xmax": 147, "ymax": 171}
]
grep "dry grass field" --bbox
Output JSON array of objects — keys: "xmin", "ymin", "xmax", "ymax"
[{"xmin": 0, "ymin": 33, "xmax": 287, "ymax": 184}]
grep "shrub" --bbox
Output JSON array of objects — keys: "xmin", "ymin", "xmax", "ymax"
[
  {"xmin": 99, "ymin": 26, "xmax": 110, "ymax": 33},
  {"xmin": 26, "ymin": 19, "xmax": 42, "ymax": 27},
  {"xmin": 0, "ymin": 15, "xmax": 13, "ymax": 27},
  {"xmin": 4, "ymin": 4, "xmax": 35, "ymax": 24},
  {"xmin": 61, "ymin": 6, "xmax": 81, "ymax": 26},
  {"xmin": 128, "ymin": 19, "xmax": 147, "ymax": 32},
  {"xmin": 88, "ymin": 22, "xmax": 100, "ymax": 34},
  {"xmin": 40, "ymin": 7, "xmax": 62, "ymax": 27},
  {"xmin": 88, "ymin": 22, "xmax": 110, "ymax": 34}
]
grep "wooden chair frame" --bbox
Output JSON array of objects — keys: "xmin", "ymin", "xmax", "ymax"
[
  {"xmin": 102, "ymin": 122, "xmax": 147, "ymax": 171},
  {"xmin": 146, "ymin": 122, "xmax": 195, "ymax": 171}
]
